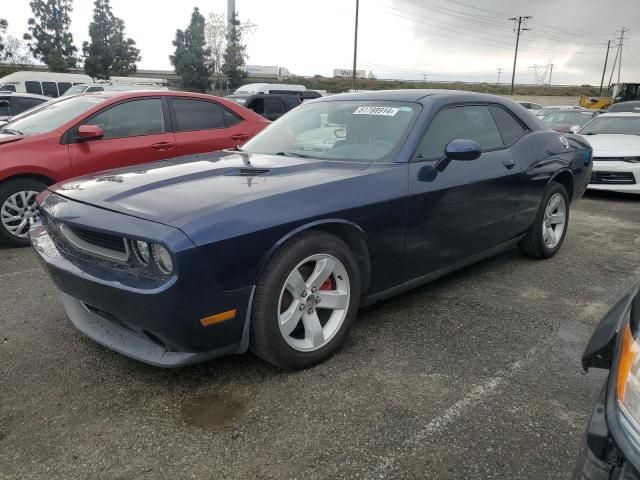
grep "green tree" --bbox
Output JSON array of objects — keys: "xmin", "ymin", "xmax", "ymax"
[
  {"xmin": 23, "ymin": 0, "xmax": 77, "ymax": 72},
  {"xmin": 222, "ymin": 11, "xmax": 247, "ymax": 89},
  {"xmin": 170, "ymin": 8, "xmax": 211, "ymax": 93},
  {"xmin": 82, "ymin": 0, "xmax": 140, "ymax": 79},
  {"xmin": 0, "ymin": 19, "xmax": 7, "ymax": 55}
]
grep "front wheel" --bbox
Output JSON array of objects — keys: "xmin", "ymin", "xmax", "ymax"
[
  {"xmin": 518, "ymin": 182, "xmax": 570, "ymax": 259},
  {"xmin": 0, "ymin": 179, "xmax": 46, "ymax": 247},
  {"xmin": 250, "ymin": 231, "xmax": 361, "ymax": 370}
]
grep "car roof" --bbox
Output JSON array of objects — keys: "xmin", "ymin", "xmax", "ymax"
[
  {"xmin": 539, "ymin": 105, "xmax": 581, "ymax": 109},
  {"xmin": 80, "ymin": 90, "xmax": 225, "ymax": 101},
  {"xmin": 313, "ymin": 89, "xmax": 527, "ymax": 104},
  {"xmin": 0, "ymin": 91, "xmax": 50, "ymax": 101},
  {"xmin": 597, "ymin": 112, "xmax": 640, "ymax": 117}
]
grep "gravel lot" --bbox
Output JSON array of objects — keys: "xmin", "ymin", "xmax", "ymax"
[{"xmin": 1, "ymin": 191, "xmax": 639, "ymax": 480}]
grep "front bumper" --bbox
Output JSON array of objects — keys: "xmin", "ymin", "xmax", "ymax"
[
  {"xmin": 575, "ymin": 385, "xmax": 640, "ymax": 480},
  {"xmin": 588, "ymin": 161, "xmax": 640, "ymax": 194},
  {"xmin": 31, "ymin": 192, "xmax": 253, "ymax": 367}
]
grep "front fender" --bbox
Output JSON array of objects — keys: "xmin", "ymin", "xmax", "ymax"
[{"xmin": 254, "ymin": 218, "xmax": 370, "ymax": 287}]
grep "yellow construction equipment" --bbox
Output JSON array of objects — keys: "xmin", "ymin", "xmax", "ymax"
[{"xmin": 579, "ymin": 83, "xmax": 640, "ymax": 109}]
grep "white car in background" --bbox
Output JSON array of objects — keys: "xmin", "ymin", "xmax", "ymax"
[
  {"xmin": 517, "ymin": 101, "xmax": 543, "ymax": 113},
  {"xmin": 578, "ymin": 112, "xmax": 640, "ymax": 194},
  {"xmin": 535, "ymin": 105, "xmax": 583, "ymax": 119}
]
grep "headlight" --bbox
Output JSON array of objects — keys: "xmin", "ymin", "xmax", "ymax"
[
  {"xmin": 151, "ymin": 244, "xmax": 173, "ymax": 275},
  {"xmin": 132, "ymin": 240, "xmax": 150, "ymax": 265},
  {"xmin": 617, "ymin": 313, "xmax": 640, "ymax": 443}
]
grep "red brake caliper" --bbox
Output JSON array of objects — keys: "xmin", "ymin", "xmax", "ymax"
[{"xmin": 319, "ymin": 277, "xmax": 333, "ymax": 291}]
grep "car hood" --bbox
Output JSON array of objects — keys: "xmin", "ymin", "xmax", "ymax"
[
  {"xmin": 0, "ymin": 132, "xmax": 23, "ymax": 145},
  {"xmin": 50, "ymin": 151, "xmax": 378, "ymax": 228},
  {"xmin": 582, "ymin": 134, "xmax": 640, "ymax": 157}
]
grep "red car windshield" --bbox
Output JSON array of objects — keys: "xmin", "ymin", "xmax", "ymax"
[{"xmin": 3, "ymin": 95, "xmax": 108, "ymax": 136}]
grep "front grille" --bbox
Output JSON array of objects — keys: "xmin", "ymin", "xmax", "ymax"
[
  {"xmin": 57, "ymin": 223, "xmax": 129, "ymax": 262},
  {"xmin": 593, "ymin": 157, "xmax": 640, "ymax": 163},
  {"xmin": 590, "ymin": 171, "xmax": 636, "ymax": 185},
  {"xmin": 69, "ymin": 226, "xmax": 127, "ymax": 253}
]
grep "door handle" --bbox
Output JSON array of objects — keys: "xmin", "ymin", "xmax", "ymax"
[
  {"xmin": 151, "ymin": 142, "xmax": 176, "ymax": 151},
  {"xmin": 231, "ymin": 133, "xmax": 250, "ymax": 141},
  {"xmin": 502, "ymin": 158, "xmax": 516, "ymax": 169}
]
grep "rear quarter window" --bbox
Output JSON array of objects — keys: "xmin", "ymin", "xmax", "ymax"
[
  {"xmin": 489, "ymin": 106, "xmax": 527, "ymax": 145},
  {"xmin": 172, "ymin": 98, "xmax": 226, "ymax": 131}
]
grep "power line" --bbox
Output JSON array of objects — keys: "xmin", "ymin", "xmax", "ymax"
[{"xmin": 446, "ymin": 0, "xmax": 514, "ymax": 18}]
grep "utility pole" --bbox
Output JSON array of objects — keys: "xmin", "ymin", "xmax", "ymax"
[
  {"xmin": 548, "ymin": 64, "xmax": 554, "ymax": 85},
  {"xmin": 600, "ymin": 40, "xmax": 611, "ymax": 95},
  {"xmin": 352, "ymin": 0, "xmax": 360, "ymax": 91},
  {"xmin": 617, "ymin": 27, "xmax": 627, "ymax": 84},
  {"xmin": 607, "ymin": 39, "xmax": 620, "ymax": 87},
  {"xmin": 509, "ymin": 16, "xmax": 532, "ymax": 95},
  {"xmin": 497, "ymin": 67, "xmax": 503, "ymax": 85},
  {"xmin": 227, "ymin": 0, "xmax": 236, "ymax": 39}
]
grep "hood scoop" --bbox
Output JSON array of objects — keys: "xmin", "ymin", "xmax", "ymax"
[{"xmin": 231, "ymin": 167, "xmax": 271, "ymax": 177}]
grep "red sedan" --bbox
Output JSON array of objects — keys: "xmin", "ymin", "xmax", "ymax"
[{"xmin": 0, "ymin": 91, "xmax": 269, "ymax": 246}]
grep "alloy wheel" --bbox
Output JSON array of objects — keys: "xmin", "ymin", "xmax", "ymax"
[
  {"xmin": 542, "ymin": 192, "xmax": 567, "ymax": 249},
  {"xmin": 277, "ymin": 254, "xmax": 351, "ymax": 352},
  {"xmin": 1, "ymin": 190, "xmax": 40, "ymax": 239}
]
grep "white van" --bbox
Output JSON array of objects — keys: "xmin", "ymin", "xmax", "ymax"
[
  {"xmin": 0, "ymin": 71, "xmax": 168, "ymax": 98},
  {"xmin": 232, "ymin": 83, "xmax": 307, "ymax": 95},
  {"xmin": 0, "ymin": 71, "xmax": 93, "ymax": 97}
]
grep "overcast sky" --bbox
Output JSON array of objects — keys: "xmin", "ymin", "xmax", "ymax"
[{"xmin": 3, "ymin": 0, "xmax": 639, "ymax": 85}]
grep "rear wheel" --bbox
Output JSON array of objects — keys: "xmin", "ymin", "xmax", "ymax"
[
  {"xmin": 250, "ymin": 231, "xmax": 361, "ymax": 370},
  {"xmin": 518, "ymin": 182, "xmax": 570, "ymax": 259},
  {"xmin": 0, "ymin": 178, "xmax": 46, "ymax": 247}
]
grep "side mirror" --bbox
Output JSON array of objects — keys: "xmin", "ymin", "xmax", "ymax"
[
  {"xmin": 445, "ymin": 139, "xmax": 482, "ymax": 161},
  {"xmin": 77, "ymin": 124, "xmax": 103, "ymax": 141},
  {"xmin": 569, "ymin": 125, "xmax": 581, "ymax": 134}
]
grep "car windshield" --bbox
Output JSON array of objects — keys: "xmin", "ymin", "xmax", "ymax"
[
  {"xmin": 579, "ymin": 116, "xmax": 640, "ymax": 135},
  {"xmin": 241, "ymin": 100, "xmax": 419, "ymax": 162},
  {"xmin": 61, "ymin": 85, "xmax": 88, "ymax": 96},
  {"xmin": 537, "ymin": 107, "xmax": 570, "ymax": 117},
  {"xmin": 2, "ymin": 95, "xmax": 107, "ymax": 135},
  {"xmin": 542, "ymin": 111, "xmax": 594, "ymax": 125}
]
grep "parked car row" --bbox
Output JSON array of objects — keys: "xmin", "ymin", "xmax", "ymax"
[{"xmin": 3, "ymin": 83, "xmax": 639, "ymax": 474}]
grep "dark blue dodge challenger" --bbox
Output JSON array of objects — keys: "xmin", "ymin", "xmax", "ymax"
[{"xmin": 31, "ymin": 90, "xmax": 593, "ymax": 369}]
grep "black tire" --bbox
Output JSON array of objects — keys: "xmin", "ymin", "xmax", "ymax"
[
  {"xmin": 518, "ymin": 182, "xmax": 570, "ymax": 259},
  {"xmin": 250, "ymin": 230, "xmax": 361, "ymax": 370},
  {"xmin": 0, "ymin": 178, "xmax": 47, "ymax": 247}
]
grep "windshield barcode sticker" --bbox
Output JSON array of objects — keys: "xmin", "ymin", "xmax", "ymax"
[{"xmin": 353, "ymin": 106, "xmax": 399, "ymax": 116}]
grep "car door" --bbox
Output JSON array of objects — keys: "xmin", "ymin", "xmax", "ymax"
[
  {"xmin": 404, "ymin": 104, "xmax": 524, "ymax": 280},
  {"xmin": 68, "ymin": 97, "xmax": 177, "ymax": 177},
  {"xmin": 170, "ymin": 97, "xmax": 253, "ymax": 155}
]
